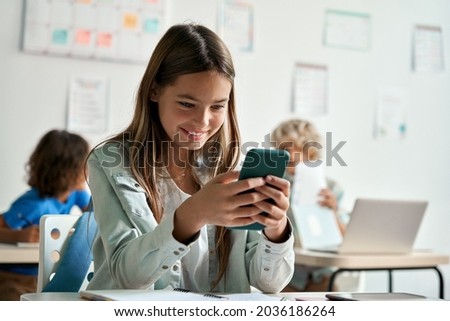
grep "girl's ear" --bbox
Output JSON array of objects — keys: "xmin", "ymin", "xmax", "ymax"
[{"xmin": 150, "ymin": 85, "xmax": 159, "ymax": 102}]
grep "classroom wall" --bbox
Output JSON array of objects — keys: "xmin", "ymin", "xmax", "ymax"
[{"xmin": 1, "ymin": 0, "xmax": 449, "ymax": 298}]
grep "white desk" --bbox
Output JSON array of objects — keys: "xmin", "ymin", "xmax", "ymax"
[
  {"xmin": 295, "ymin": 248, "xmax": 450, "ymax": 299},
  {"xmin": 0, "ymin": 243, "xmax": 39, "ymax": 263},
  {"xmin": 21, "ymin": 291, "xmax": 326, "ymax": 301},
  {"xmin": 21, "ymin": 292, "xmax": 82, "ymax": 301}
]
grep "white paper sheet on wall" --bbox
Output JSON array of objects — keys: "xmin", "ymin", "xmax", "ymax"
[
  {"xmin": 374, "ymin": 87, "xmax": 407, "ymax": 140},
  {"xmin": 324, "ymin": 9, "xmax": 371, "ymax": 51},
  {"xmin": 292, "ymin": 63, "xmax": 328, "ymax": 115},
  {"xmin": 67, "ymin": 75, "xmax": 109, "ymax": 134},
  {"xmin": 413, "ymin": 25, "xmax": 445, "ymax": 72},
  {"xmin": 218, "ymin": 0, "xmax": 254, "ymax": 53}
]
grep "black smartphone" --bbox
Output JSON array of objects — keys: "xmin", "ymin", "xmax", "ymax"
[{"xmin": 229, "ymin": 148, "xmax": 290, "ymax": 230}]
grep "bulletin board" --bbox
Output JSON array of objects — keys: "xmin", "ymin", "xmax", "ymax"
[{"xmin": 22, "ymin": 0, "xmax": 166, "ymax": 64}]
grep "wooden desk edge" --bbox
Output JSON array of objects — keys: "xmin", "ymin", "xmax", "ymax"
[
  {"xmin": 295, "ymin": 248, "xmax": 450, "ymax": 269},
  {"xmin": 0, "ymin": 243, "xmax": 40, "ymax": 263},
  {"xmin": 21, "ymin": 291, "xmax": 328, "ymax": 301}
]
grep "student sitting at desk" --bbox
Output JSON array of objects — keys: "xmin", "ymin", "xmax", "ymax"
[
  {"xmin": 86, "ymin": 23, "xmax": 294, "ymax": 294},
  {"xmin": 270, "ymin": 118, "xmax": 348, "ymax": 291},
  {"xmin": 0, "ymin": 129, "xmax": 91, "ymax": 300}
]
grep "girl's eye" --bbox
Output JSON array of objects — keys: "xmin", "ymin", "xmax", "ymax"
[
  {"xmin": 211, "ymin": 105, "xmax": 225, "ymax": 110},
  {"xmin": 179, "ymin": 101, "xmax": 194, "ymax": 108}
]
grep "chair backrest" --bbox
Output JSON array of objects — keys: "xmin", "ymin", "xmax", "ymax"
[{"xmin": 37, "ymin": 213, "xmax": 96, "ymax": 292}]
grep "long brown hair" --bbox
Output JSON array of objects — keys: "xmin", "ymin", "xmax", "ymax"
[
  {"xmin": 107, "ymin": 23, "xmax": 241, "ymax": 290},
  {"xmin": 28, "ymin": 129, "xmax": 89, "ymax": 197}
]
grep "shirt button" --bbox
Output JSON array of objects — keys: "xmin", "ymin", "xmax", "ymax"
[
  {"xmin": 264, "ymin": 267, "xmax": 270, "ymax": 271},
  {"xmin": 173, "ymin": 265, "xmax": 178, "ymax": 271},
  {"xmin": 265, "ymin": 249, "xmax": 271, "ymax": 253},
  {"xmin": 266, "ymin": 244, "xmax": 271, "ymax": 249},
  {"xmin": 134, "ymin": 183, "xmax": 140, "ymax": 188},
  {"xmin": 173, "ymin": 251, "xmax": 180, "ymax": 255},
  {"xmin": 178, "ymin": 247, "xmax": 185, "ymax": 251},
  {"xmin": 162, "ymin": 265, "xmax": 168, "ymax": 270}
]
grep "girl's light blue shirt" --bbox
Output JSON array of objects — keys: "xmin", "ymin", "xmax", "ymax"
[{"xmin": 86, "ymin": 142, "xmax": 295, "ymax": 293}]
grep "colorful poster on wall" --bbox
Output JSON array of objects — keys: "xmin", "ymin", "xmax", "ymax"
[
  {"xmin": 292, "ymin": 63, "xmax": 328, "ymax": 116},
  {"xmin": 218, "ymin": 0, "xmax": 254, "ymax": 53},
  {"xmin": 22, "ymin": 0, "xmax": 166, "ymax": 64}
]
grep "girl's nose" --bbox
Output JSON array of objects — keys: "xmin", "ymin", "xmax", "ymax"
[{"xmin": 195, "ymin": 108, "xmax": 210, "ymax": 126}]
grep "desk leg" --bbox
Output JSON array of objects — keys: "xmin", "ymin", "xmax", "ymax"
[
  {"xmin": 328, "ymin": 269, "xmax": 345, "ymax": 292},
  {"xmin": 386, "ymin": 267, "xmax": 444, "ymax": 298},
  {"xmin": 432, "ymin": 267, "xmax": 444, "ymax": 299},
  {"xmin": 328, "ymin": 267, "xmax": 445, "ymax": 299}
]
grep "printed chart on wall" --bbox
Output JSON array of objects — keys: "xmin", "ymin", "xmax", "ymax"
[
  {"xmin": 323, "ymin": 9, "xmax": 371, "ymax": 51},
  {"xmin": 67, "ymin": 75, "xmax": 109, "ymax": 134},
  {"xmin": 22, "ymin": 0, "xmax": 166, "ymax": 64},
  {"xmin": 412, "ymin": 25, "xmax": 445, "ymax": 72},
  {"xmin": 374, "ymin": 87, "xmax": 407, "ymax": 140},
  {"xmin": 292, "ymin": 63, "xmax": 328, "ymax": 115},
  {"xmin": 218, "ymin": 0, "xmax": 254, "ymax": 53}
]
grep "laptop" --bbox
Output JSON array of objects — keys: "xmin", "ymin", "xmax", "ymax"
[{"xmin": 308, "ymin": 198, "xmax": 428, "ymax": 254}]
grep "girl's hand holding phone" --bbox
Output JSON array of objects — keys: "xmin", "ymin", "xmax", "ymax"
[
  {"xmin": 174, "ymin": 171, "xmax": 290, "ymax": 243},
  {"xmin": 253, "ymin": 175, "xmax": 291, "ymax": 242},
  {"xmin": 174, "ymin": 171, "xmax": 267, "ymax": 242}
]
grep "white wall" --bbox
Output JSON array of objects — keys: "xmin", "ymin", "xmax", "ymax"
[{"xmin": 1, "ymin": 0, "xmax": 449, "ymax": 298}]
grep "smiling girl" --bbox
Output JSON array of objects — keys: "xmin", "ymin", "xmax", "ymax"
[{"xmin": 86, "ymin": 23, "xmax": 294, "ymax": 293}]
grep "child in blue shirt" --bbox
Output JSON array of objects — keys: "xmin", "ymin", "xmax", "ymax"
[{"xmin": 0, "ymin": 129, "xmax": 91, "ymax": 300}]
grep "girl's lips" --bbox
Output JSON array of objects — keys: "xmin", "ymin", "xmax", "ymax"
[{"xmin": 181, "ymin": 128, "xmax": 207, "ymax": 141}]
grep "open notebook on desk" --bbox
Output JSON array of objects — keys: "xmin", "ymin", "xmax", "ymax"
[{"xmin": 80, "ymin": 289, "xmax": 284, "ymax": 301}]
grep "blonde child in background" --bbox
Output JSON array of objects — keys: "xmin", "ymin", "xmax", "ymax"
[
  {"xmin": 271, "ymin": 118, "xmax": 347, "ymax": 291},
  {"xmin": 0, "ymin": 129, "xmax": 91, "ymax": 300}
]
